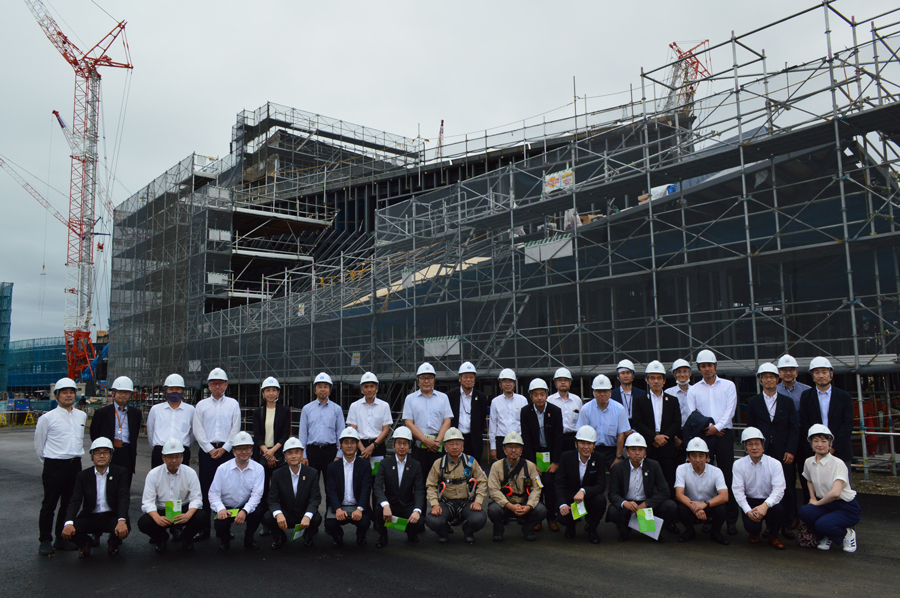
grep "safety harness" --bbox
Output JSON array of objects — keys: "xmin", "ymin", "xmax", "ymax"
[
  {"xmin": 438, "ymin": 453, "xmax": 478, "ymax": 524},
  {"xmin": 501, "ymin": 458, "xmax": 532, "ymax": 498}
]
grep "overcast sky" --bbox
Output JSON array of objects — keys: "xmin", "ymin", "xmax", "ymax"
[{"xmin": 0, "ymin": 0, "xmax": 892, "ymax": 342}]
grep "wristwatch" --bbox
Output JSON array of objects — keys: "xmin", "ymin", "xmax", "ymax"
[{"xmin": 704, "ymin": 500, "xmax": 710, "ymax": 508}]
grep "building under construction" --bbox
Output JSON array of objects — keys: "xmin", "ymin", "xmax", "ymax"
[{"xmin": 109, "ymin": 4, "xmax": 900, "ymax": 473}]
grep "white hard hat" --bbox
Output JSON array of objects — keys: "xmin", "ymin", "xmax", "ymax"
[
  {"xmin": 164, "ymin": 373, "xmax": 185, "ymax": 388},
  {"xmin": 809, "ymin": 356, "xmax": 833, "ymax": 372},
  {"xmin": 261, "ymin": 376, "xmax": 281, "ymax": 390},
  {"xmin": 528, "ymin": 378, "xmax": 549, "ymax": 393},
  {"xmin": 416, "ymin": 362, "xmax": 436, "ymax": 377},
  {"xmin": 360, "ymin": 371, "xmax": 379, "ymax": 385},
  {"xmin": 162, "ymin": 438, "xmax": 185, "ymax": 455},
  {"xmin": 502, "ymin": 431, "xmax": 524, "ymax": 445},
  {"xmin": 807, "ymin": 423, "xmax": 834, "ymax": 443},
  {"xmin": 696, "ymin": 349, "xmax": 717, "ymax": 365},
  {"xmin": 392, "ymin": 426, "xmax": 413, "ymax": 441},
  {"xmin": 232, "ymin": 431, "xmax": 254, "ymax": 447},
  {"xmin": 554, "ymin": 367, "xmax": 573, "ymax": 380},
  {"xmin": 741, "ymin": 427, "xmax": 766, "ymax": 443},
  {"xmin": 314, "ymin": 372, "xmax": 333, "ymax": 386},
  {"xmin": 671, "ymin": 359, "xmax": 692, "ymax": 372},
  {"xmin": 756, "ymin": 363, "xmax": 780, "ymax": 378},
  {"xmin": 443, "ymin": 427, "xmax": 464, "ymax": 442},
  {"xmin": 90, "ymin": 437, "xmax": 115, "ymax": 453},
  {"xmin": 777, "ymin": 354, "xmax": 799, "ymax": 369},
  {"xmin": 645, "ymin": 360, "xmax": 666, "ymax": 376},
  {"xmin": 498, "ymin": 368, "xmax": 517, "ymax": 381},
  {"xmin": 617, "ymin": 359, "xmax": 635, "ymax": 373},
  {"xmin": 575, "ymin": 425, "xmax": 597, "ymax": 443},
  {"xmin": 283, "ymin": 437, "xmax": 304, "ymax": 452},
  {"xmin": 110, "ymin": 376, "xmax": 134, "ymax": 392},
  {"xmin": 624, "ymin": 433, "xmax": 648, "ymax": 448},
  {"xmin": 339, "ymin": 427, "xmax": 360, "ymax": 441},
  {"xmin": 54, "ymin": 377, "xmax": 78, "ymax": 394},
  {"xmin": 458, "ymin": 362, "xmax": 477, "ymax": 375},
  {"xmin": 207, "ymin": 367, "xmax": 228, "ymax": 382},
  {"xmin": 686, "ymin": 437, "xmax": 710, "ymax": 453},
  {"xmin": 592, "ymin": 374, "xmax": 613, "ymax": 390}
]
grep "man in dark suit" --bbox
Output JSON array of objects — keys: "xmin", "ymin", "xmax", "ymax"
[
  {"xmin": 447, "ymin": 361, "xmax": 489, "ymax": 462},
  {"xmin": 555, "ymin": 425, "xmax": 607, "ymax": 543},
  {"xmin": 746, "ymin": 362, "xmax": 799, "ymax": 539},
  {"xmin": 611, "ymin": 359, "xmax": 646, "ymax": 427},
  {"xmin": 521, "ymin": 378, "xmax": 564, "ymax": 532},
  {"xmin": 373, "ymin": 426, "xmax": 426, "ymax": 547},
  {"xmin": 90, "ymin": 376, "xmax": 142, "ymax": 487},
  {"xmin": 61, "ymin": 438, "xmax": 130, "ymax": 557},
  {"xmin": 606, "ymin": 433, "xmax": 678, "ymax": 542},
  {"xmin": 263, "ymin": 437, "xmax": 321, "ymax": 550},
  {"xmin": 324, "ymin": 427, "xmax": 373, "ymax": 547},
  {"xmin": 631, "ymin": 361, "xmax": 681, "ymax": 501}
]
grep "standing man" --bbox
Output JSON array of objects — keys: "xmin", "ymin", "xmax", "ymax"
[
  {"xmin": 263, "ymin": 437, "xmax": 321, "ymax": 550},
  {"xmin": 520, "ymin": 378, "xmax": 563, "ymax": 532},
  {"xmin": 731, "ymin": 427, "xmax": 787, "ymax": 550},
  {"xmin": 192, "ymin": 367, "xmax": 241, "ymax": 542},
  {"xmin": 208, "ymin": 431, "xmax": 265, "ymax": 551},
  {"xmin": 324, "ymin": 427, "xmax": 373, "ymax": 547},
  {"xmin": 548, "ymin": 367, "xmax": 583, "ymax": 453},
  {"xmin": 373, "ymin": 426, "xmax": 426, "ymax": 548},
  {"xmin": 146, "ymin": 373, "xmax": 194, "ymax": 468},
  {"xmin": 674, "ymin": 438, "xmax": 731, "ymax": 545},
  {"xmin": 347, "ymin": 371, "xmax": 392, "ymax": 533},
  {"xmin": 576, "ymin": 374, "xmax": 630, "ymax": 473},
  {"xmin": 34, "ymin": 377, "xmax": 85, "ymax": 556},
  {"xmin": 632, "ymin": 361, "xmax": 681, "ymax": 500},
  {"xmin": 555, "ymin": 426, "xmax": 607, "ymax": 543},
  {"xmin": 487, "ymin": 431, "xmax": 547, "ymax": 542},
  {"xmin": 746, "ymin": 363, "xmax": 799, "ymax": 540},
  {"xmin": 611, "ymin": 359, "xmax": 645, "ymax": 428},
  {"xmin": 90, "ymin": 376, "xmax": 142, "ymax": 487},
  {"xmin": 402, "ymin": 362, "xmax": 453, "ymax": 474},
  {"xmin": 297, "ymin": 372, "xmax": 345, "ymax": 483},
  {"xmin": 685, "ymin": 349, "xmax": 739, "ymax": 535},
  {"xmin": 447, "ymin": 362, "xmax": 489, "ymax": 462},
  {"xmin": 776, "ymin": 354, "xmax": 810, "ymax": 415},
  {"xmin": 488, "ymin": 368, "xmax": 528, "ymax": 462},
  {"xmin": 664, "ymin": 359, "xmax": 693, "ymax": 463}
]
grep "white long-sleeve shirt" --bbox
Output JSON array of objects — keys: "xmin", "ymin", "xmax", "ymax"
[
  {"xmin": 664, "ymin": 384, "xmax": 692, "ymax": 427},
  {"xmin": 192, "ymin": 395, "xmax": 241, "ymax": 453},
  {"xmin": 731, "ymin": 454, "xmax": 786, "ymax": 513},
  {"xmin": 146, "ymin": 401, "xmax": 195, "ymax": 448},
  {"xmin": 141, "ymin": 464, "xmax": 203, "ymax": 514},
  {"xmin": 686, "ymin": 376, "xmax": 737, "ymax": 432},
  {"xmin": 548, "ymin": 392, "xmax": 583, "ymax": 434},
  {"xmin": 488, "ymin": 393, "xmax": 528, "ymax": 449},
  {"xmin": 208, "ymin": 458, "xmax": 265, "ymax": 514},
  {"xmin": 34, "ymin": 406, "xmax": 86, "ymax": 463}
]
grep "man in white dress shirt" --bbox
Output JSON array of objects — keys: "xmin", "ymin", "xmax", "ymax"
[
  {"xmin": 402, "ymin": 362, "xmax": 453, "ymax": 474},
  {"xmin": 209, "ymin": 431, "xmax": 265, "ymax": 551},
  {"xmin": 732, "ymin": 427, "xmax": 787, "ymax": 550},
  {"xmin": 548, "ymin": 367, "xmax": 583, "ymax": 453},
  {"xmin": 34, "ymin": 377, "xmax": 86, "ymax": 556},
  {"xmin": 489, "ymin": 368, "xmax": 528, "ymax": 462},
  {"xmin": 146, "ymin": 373, "xmax": 195, "ymax": 468}
]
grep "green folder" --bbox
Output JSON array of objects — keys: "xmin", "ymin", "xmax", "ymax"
[
  {"xmin": 291, "ymin": 524, "xmax": 306, "ymax": 541},
  {"xmin": 637, "ymin": 508, "xmax": 656, "ymax": 533},
  {"xmin": 165, "ymin": 500, "xmax": 182, "ymax": 522},
  {"xmin": 372, "ymin": 461, "xmax": 380, "ymax": 476},
  {"xmin": 536, "ymin": 452, "xmax": 551, "ymax": 473},
  {"xmin": 227, "ymin": 508, "xmax": 240, "ymax": 518},
  {"xmin": 419, "ymin": 435, "xmax": 443, "ymax": 452},
  {"xmin": 385, "ymin": 516, "xmax": 408, "ymax": 532},
  {"xmin": 571, "ymin": 501, "xmax": 588, "ymax": 521}
]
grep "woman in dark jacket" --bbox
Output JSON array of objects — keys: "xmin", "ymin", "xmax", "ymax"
[{"xmin": 253, "ymin": 376, "xmax": 292, "ymax": 521}]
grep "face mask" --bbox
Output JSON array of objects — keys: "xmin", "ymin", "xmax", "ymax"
[{"xmin": 167, "ymin": 392, "xmax": 183, "ymax": 404}]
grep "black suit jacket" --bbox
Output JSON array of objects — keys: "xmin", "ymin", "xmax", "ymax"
[
  {"xmin": 267, "ymin": 464, "xmax": 321, "ymax": 521},
  {"xmin": 608, "ymin": 458, "xmax": 670, "ymax": 509},
  {"xmin": 373, "ymin": 455, "xmax": 425, "ymax": 514},
  {"xmin": 325, "ymin": 457, "xmax": 374, "ymax": 513},
  {"xmin": 520, "ymin": 402, "xmax": 564, "ymax": 465},
  {"xmin": 631, "ymin": 393, "xmax": 681, "ymax": 456},
  {"xmin": 554, "ymin": 449, "xmax": 606, "ymax": 505},
  {"xmin": 799, "ymin": 386, "xmax": 854, "ymax": 462},
  {"xmin": 252, "ymin": 404, "xmax": 292, "ymax": 460},
  {"xmin": 447, "ymin": 387, "xmax": 489, "ymax": 452},
  {"xmin": 89, "ymin": 404, "xmax": 142, "ymax": 473},
  {"xmin": 611, "ymin": 387, "xmax": 646, "ymax": 423},
  {"xmin": 746, "ymin": 392, "xmax": 800, "ymax": 459},
  {"xmin": 65, "ymin": 464, "xmax": 131, "ymax": 524}
]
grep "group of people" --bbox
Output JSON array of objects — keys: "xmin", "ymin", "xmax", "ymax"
[{"xmin": 33, "ymin": 350, "xmax": 861, "ymax": 557}]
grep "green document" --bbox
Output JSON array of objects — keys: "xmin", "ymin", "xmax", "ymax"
[
  {"xmin": 536, "ymin": 452, "xmax": 551, "ymax": 473},
  {"xmin": 571, "ymin": 501, "xmax": 588, "ymax": 521},
  {"xmin": 420, "ymin": 435, "xmax": 443, "ymax": 452},
  {"xmin": 227, "ymin": 508, "xmax": 240, "ymax": 518},
  {"xmin": 291, "ymin": 524, "xmax": 305, "ymax": 541},
  {"xmin": 371, "ymin": 456, "xmax": 384, "ymax": 476},
  {"xmin": 637, "ymin": 508, "xmax": 656, "ymax": 533},
  {"xmin": 385, "ymin": 516, "xmax": 408, "ymax": 532},
  {"xmin": 165, "ymin": 500, "xmax": 182, "ymax": 522}
]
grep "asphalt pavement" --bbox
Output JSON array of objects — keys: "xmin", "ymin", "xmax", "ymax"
[{"xmin": 2, "ymin": 426, "xmax": 898, "ymax": 598}]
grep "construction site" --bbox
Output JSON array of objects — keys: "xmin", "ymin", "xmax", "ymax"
[{"xmin": 104, "ymin": 4, "xmax": 900, "ymax": 476}]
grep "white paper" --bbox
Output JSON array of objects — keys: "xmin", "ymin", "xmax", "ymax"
[
  {"xmin": 573, "ymin": 501, "xmax": 588, "ymax": 518},
  {"xmin": 628, "ymin": 512, "xmax": 664, "ymax": 540}
]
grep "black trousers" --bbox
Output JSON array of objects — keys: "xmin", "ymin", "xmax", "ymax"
[
  {"xmin": 558, "ymin": 493, "xmax": 607, "ymax": 534},
  {"xmin": 324, "ymin": 507, "xmax": 371, "ymax": 538},
  {"xmin": 39, "ymin": 457, "xmax": 81, "ymax": 542},
  {"xmin": 214, "ymin": 508, "xmax": 264, "ymax": 546},
  {"xmin": 256, "ymin": 454, "xmax": 284, "ymax": 517},
  {"xmin": 151, "ymin": 445, "xmax": 191, "ymax": 469},
  {"xmin": 677, "ymin": 502, "xmax": 726, "ymax": 534},
  {"xmin": 607, "ymin": 499, "xmax": 678, "ymax": 534},
  {"xmin": 488, "ymin": 501, "xmax": 548, "ymax": 536},
  {"xmin": 592, "ymin": 445, "xmax": 618, "ymax": 473},
  {"xmin": 72, "ymin": 512, "xmax": 127, "ymax": 548},
  {"xmin": 412, "ymin": 445, "xmax": 442, "ymax": 475},
  {"xmin": 110, "ymin": 443, "xmax": 134, "ymax": 487},
  {"xmin": 462, "ymin": 432, "xmax": 484, "ymax": 464},
  {"xmin": 742, "ymin": 497, "xmax": 786, "ymax": 538},
  {"xmin": 647, "ymin": 444, "xmax": 677, "ymax": 497},
  {"xmin": 537, "ymin": 469, "xmax": 558, "ymax": 523},
  {"xmin": 561, "ymin": 432, "xmax": 577, "ymax": 454},
  {"xmin": 138, "ymin": 509, "xmax": 205, "ymax": 544},
  {"xmin": 199, "ymin": 446, "xmax": 233, "ymax": 531},
  {"xmin": 306, "ymin": 444, "xmax": 337, "ymax": 482},
  {"xmin": 359, "ymin": 439, "xmax": 386, "ymax": 529},
  {"xmin": 707, "ymin": 429, "xmax": 739, "ymax": 524},
  {"xmin": 263, "ymin": 510, "xmax": 322, "ymax": 544}
]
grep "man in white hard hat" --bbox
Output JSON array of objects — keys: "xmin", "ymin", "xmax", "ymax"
[
  {"xmin": 607, "ymin": 433, "xmax": 678, "ymax": 542},
  {"xmin": 263, "ymin": 437, "xmax": 321, "ymax": 550},
  {"xmin": 632, "ymin": 361, "xmax": 681, "ymax": 501},
  {"xmin": 146, "ymin": 373, "xmax": 195, "ymax": 469},
  {"xmin": 192, "ymin": 367, "xmax": 241, "ymax": 541},
  {"xmin": 487, "ymin": 431, "xmax": 547, "ymax": 542},
  {"xmin": 664, "ymin": 359, "xmax": 693, "ymax": 464},
  {"xmin": 425, "ymin": 427, "xmax": 488, "ymax": 544},
  {"xmin": 298, "ymin": 372, "xmax": 346, "ymax": 485},
  {"xmin": 447, "ymin": 362, "xmax": 489, "ymax": 462},
  {"xmin": 775, "ymin": 354, "xmax": 810, "ymax": 414},
  {"xmin": 685, "ymin": 349, "xmax": 739, "ymax": 535},
  {"xmin": 138, "ymin": 438, "xmax": 204, "ymax": 553},
  {"xmin": 90, "ymin": 376, "xmax": 142, "ymax": 487},
  {"xmin": 521, "ymin": 378, "xmax": 564, "ymax": 532},
  {"xmin": 34, "ymin": 377, "xmax": 85, "ymax": 556},
  {"xmin": 576, "ymin": 374, "xmax": 630, "ymax": 473},
  {"xmin": 402, "ymin": 362, "xmax": 453, "ymax": 474},
  {"xmin": 208, "ymin": 431, "xmax": 265, "ymax": 550},
  {"xmin": 746, "ymin": 363, "xmax": 799, "ymax": 540},
  {"xmin": 611, "ymin": 359, "xmax": 646, "ymax": 428},
  {"xmin": 548, "ymin": 367, "xmax": 583, "ymax": 453},
  {"xmin": 555, "ymin": 426, "xmax": 607, "ymax": 543},
  {"xmin": 61, "ymin": 437, "xmax": 131, "ymax": 558},
  {"xmin": 488, "ymin": 368, "xmax": 527, "ymax": 462},
  {"xmin": 732, "ymin": 427, "xmax": 787, "ymax": 550},
  {"xmin": 798, "ymin": 357, "xmax": 854, "ymax": 481},
  {"xmin": 674, "ymin": 437, "xmax": 730, "ymax": 545},
  {"xmin": 325, "ymin": 427, "xmax": 373, "ymax": 547},
  {"xmin": 373, "ymin": 426, "xmax": 426, "ymax": 548}
]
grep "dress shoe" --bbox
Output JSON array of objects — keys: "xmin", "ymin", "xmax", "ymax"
[
  {"xmin": 332, "ymin": 535, "xmax": 344, "ymax": 548},
  {"xmin": 181, "ymin": 539, "xmax": 194, "ymax": 551},
  {"xmin": 271, "ymin": 539, "xmax": 285, "ymax": 550},
  {"xmin": 154, "ymin": 539, "xmax": 168, "ymax": 553},
  {"xmin": 53, "ymin": 539, "xmax": 78, "ymax": 551},
  {"xmin": 534, "ymin": 523, "xmax": 542, "ymax": 532},
  {"xmin": 219, "ymin": 539, "xmax": 230, "ymax": 551},
  {"xmin": 437, "ymin": 535, "xmax": 449, "ymax": 543},
  {"xmin": 406, "ymin": 533, "xmax": 419, "ymax": 544},
  {"xmin": 618, "ymin": 530, "xmax": 630, "ymax": 542},
  {"xmin": 769, "ymin": 536, "xmax": 786, "ymax": 550},
  {"xmin": 588, "ymin": 532, "xmax": 601, "ymax": 544},
  {"xmin": 656, "ymin": 535, "xmax": 666, "ymax": 544},
  {"xmin": 726, "ymin": 522, "xmax": 738, "ymax": 536},
  {"xmin": 356, "ymin": 535, "xmax": 367, "ymax": 547},
  {"xmin": 781, "ymin": 529, "xmax": 796, "ymax": 540},
  {"xmin": 107, "ymin": 542, "xmax": 120, "ymax": 556},
  {"xmin": 701, "ymin": 522, "xmax": 712, "ymax": 534},
  {"xmin": 748, "ymin": 533, "xmax": 760, "ymax": 544},
  {"xmin": 548, "ymin": 521, "xmax": 560, "ymax": 532},
  {"xmin": 492, "ymin": 535, "xmax": 504, "ymax": 542},
  {"xmin": 39, "ymin": 541, "xmax": 55, "ymax": 557},
  {"xmin": 192, "ymin": 530, "xmax": 210, "ymax": 542},
  {"xmin": 710, "ymin": 531, "xmax": 730, "ymax": 545},
  {"xmin": 244, "ymin": 541, "xmax": 260, "ymax": 550},
  {"xmin": 464, "ymin": 534, "xmax": 475, "ymax": 544},
  {"xmin": 171, "ymin": 527, "xmax": 182, "ymax": 542},
  {"xmin": 78, "ymin": 543, "xmax": 91, "ymax": 559},
  {"xmin": 564, "ymin": 526, "xmax": 576, "ymax": 539},
  {"xmin": 376, "ymin": 533, "xmax": 389, "ymax": 549},
  {"xmin": 664, "ymin": 522, "xmax": 681, "ymax": 534},
  {"xmin": 525, "ymin": 533, "xmax": 537, "ymax": 541},
  {"xmin": 678, "ymin": 530, "xmax": 696, "ymax": 543}
]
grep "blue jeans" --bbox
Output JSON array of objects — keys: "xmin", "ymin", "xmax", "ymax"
[{"xmin": 798, "ymin": 499, "xmax": 861, "ymax": 545}]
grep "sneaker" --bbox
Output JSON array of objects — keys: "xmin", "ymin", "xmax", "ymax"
[
  {"xmin": 817, "ymin": 537, "xmax": 832, "ymax": 551},
  {"xmin": 842, "ymin": 528, "xmax": 857, "ymax": 553}
]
